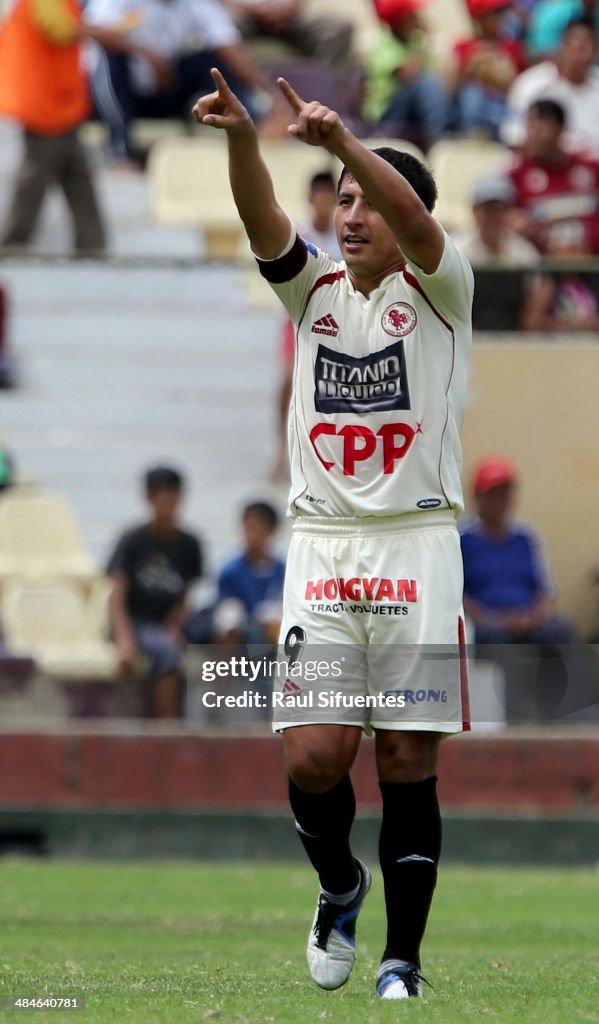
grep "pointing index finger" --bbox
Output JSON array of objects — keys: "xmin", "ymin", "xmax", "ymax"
[
  {"xmin": 278, "ymin": 77, "xmax": 305, "ymax": 114},
  {"xmin": 211, "ymin": 67, "xmax": 233, "ymax": 98}
]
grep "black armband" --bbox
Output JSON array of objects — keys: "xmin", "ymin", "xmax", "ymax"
[{"xmin": 257, "ymin": 234, "xmax": 308, "ymax": 284}]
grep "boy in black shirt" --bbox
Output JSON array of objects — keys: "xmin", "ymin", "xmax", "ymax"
[{"xmin": 107, "ymin": 466, "xmax": 202, "ymax": 718}]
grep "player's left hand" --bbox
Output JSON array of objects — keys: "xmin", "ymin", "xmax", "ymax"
[{"xmin": 277, "ymin": 77, "xmax": 346, "ymax": 150}]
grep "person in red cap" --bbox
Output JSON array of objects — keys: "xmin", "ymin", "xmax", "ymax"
[
  {"xmin": 363, "ymin": 0, "xmax": 450, "ymax": 147},
  {"xmin": 459, "ymin": 456, "xmax": 594, "ymax": 720},
  {"xmin": 452, "ymin": 0, "xmax": 526, "ymax": 137}
]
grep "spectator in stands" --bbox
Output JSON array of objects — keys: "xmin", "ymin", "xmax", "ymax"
[
  {"xmin": 507, "ymin": 98, "xmax": 599, "ymax": 254},
  {"xmin": 214, "ymin": 501, "xmax": 285, "ymax": 644},
  {"xmin": 527, "ymin": 0, "xmax": 599, "ymax": 60},
  {"xmin": 509, "ymin": 99, "xmax": 599, "ymax": 329},
  {"xmin": 501, "ymin": 17, "xmax": 599, "ymax": 155},
  {"xmin": 363, "ymin": 0, "xmax": 450, "ymax": 148},
  {"xmin": 272, "ymin": 171, "xmax": 341, "ymax": 482},
  {"xmin": 224, "ymin": 0, "xmax": 353, "ymax": 72},
  {"xmin": 453, "ymin": 175, "xmax": 541, "ymax": 265},
  {"xmin": 107, "ymin": 466, "xmax": 203, "ymax": 718},
  {"xmin": 86, "ymin": 0, "xmax": 283, "ymax": 163},
  {"xmin": 297, "ymin": 171, "xmax": 342, "ymax": 258},
  {"xmin": 0, "ymin": 0, "xmax": 107, "ymax": 253},
  {"xmin": 452, "ymin": 0, "xmax": 526, "ymax": 139},
  {"xmin": 460, "ymin": 457, "xmax": 564, "ymax": 647},
  {"xmin": 461, "ymin": 456, "xmax": 594, "ymax": 720}
]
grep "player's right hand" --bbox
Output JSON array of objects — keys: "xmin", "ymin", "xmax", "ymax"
[
  {"xmin": 277, "ymin": 77, "xmax": 346, "ymax": 151},
  {"xmin": 192, "ymin": 68, "xmax": 253, "ymax": 135}
]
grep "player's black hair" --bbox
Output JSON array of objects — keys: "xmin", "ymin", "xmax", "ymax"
[
  {"xmin": 145, "ymin": 465, "xmax": 184, "ymax": 495},
  {"xmin": 242, "ymin": 501, "xmax": 279, "ymax": 530},
  {"xmin": 337, "ymin": 147, "xmax": 438, "ymax": 213},
  {"xmin": 562, "ymin": 15, "xmax": 596, "ymax": 38},
  {"xmin": 529, "ymin": 98, "xmax": 566, "ymax": 126},
  {"xmin": 310, "ymin": 171, "xmax": 336, "ymax": 192}
]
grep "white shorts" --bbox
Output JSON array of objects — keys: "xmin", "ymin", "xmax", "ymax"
[{"xmin": 274, "ymin": 510, "xmax": 470, "ymax": 734}]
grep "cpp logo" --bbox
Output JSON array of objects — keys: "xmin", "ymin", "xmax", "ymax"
[{"xmin": 310, "ymin": 421, "xmax": 419, "ymax": 476}]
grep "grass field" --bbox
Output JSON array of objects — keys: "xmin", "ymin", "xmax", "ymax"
[{"xmin": 0, "ymin": 860, "xmax": 598, "ymax": 1024}]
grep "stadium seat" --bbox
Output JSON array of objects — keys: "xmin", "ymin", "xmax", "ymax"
[
  {"xmin": 148, "ymin": 137, "xmax": 241, "ymax": 259},
  {"xmin": 81, "ymin": 118, "xmax": 191, "ymax": 149},
  {"xmin": 148, "ymin": 137, "xmax": 338, "ymax": 260},
  {"xmin": 1, "ymin": 580, "xmax": 119, "ymax": 679},
  {"xmin": 0, "ymin": 491, "xmax": 97, "ymax": 582},
  {"xmin": 88, "ymin": 575, "xmax": 113, "ymax": 640},
  {"xmin": 428, "ymin": 139, "xmax": 512, "ymax": 230}
]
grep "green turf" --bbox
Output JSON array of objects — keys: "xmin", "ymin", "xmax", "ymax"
[{"xmin": 0, "ymin": 861, "xmax": 597, "ymax": 1023}]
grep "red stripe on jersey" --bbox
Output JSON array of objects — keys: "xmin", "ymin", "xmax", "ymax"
[
  {"xmin": 458, "ymin": 615, "xmax": 471, "ymax": 732},
  {"xmin": 298, "ymin": 270, "xmax": 346, "ymax": 331},
  {"xmin": 402, "ymin": 269, "xmax": 453, "ymax": 335}
]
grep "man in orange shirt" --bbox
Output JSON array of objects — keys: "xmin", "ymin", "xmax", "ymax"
[{"xmin": 0, "ymin": 0, "xmax": 107, "ymax": 253}]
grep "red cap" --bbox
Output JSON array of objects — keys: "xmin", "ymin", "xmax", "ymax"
[
  {"xmin": 468, "ymin": 0, "xmax": 511, "ymax": 16},
  {"xmin": 473, "ymin": 456, "xmax": 517, "ymax": 494},
  {"xmin": 375, "ymin": 0, "xmax": 429, "ymax": 25}
]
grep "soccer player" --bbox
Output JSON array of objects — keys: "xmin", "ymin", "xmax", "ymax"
[{"xmin": 193, "ymin": 69, "xmax": 473, "ymax": 1000}]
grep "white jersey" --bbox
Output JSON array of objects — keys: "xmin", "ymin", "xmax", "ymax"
[{"xmin": 259, "ymin": 229, "xmax": 473, "ymax": 519}]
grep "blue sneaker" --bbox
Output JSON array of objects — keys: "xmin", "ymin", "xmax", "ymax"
[
  {"xmin": 376, "ymin": 959, "xmax": 430, "ymax": 999},
  {"xmin": 306, "ymin": 858, "xmax": 371, "ymax": 990}
]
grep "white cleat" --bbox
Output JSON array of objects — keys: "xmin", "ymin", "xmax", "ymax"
[
  {"xmin": 376, "ymin": 960, "xmax": 426, "ymax": 999},
  {"xmin": 306, "ymin": 859, "xmax": 371, "ymax": 990}
]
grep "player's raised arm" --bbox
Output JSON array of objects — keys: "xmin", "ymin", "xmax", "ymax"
[
  {"xmin": 192, "ymin": 69, "xmax": 292, "ymax": 259},
  {"xmin": 278, "ymin": 78, "xmax": 445, "ymax": 274}
]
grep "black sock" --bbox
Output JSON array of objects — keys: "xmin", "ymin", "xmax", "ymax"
[
  {"xmin": 289, "ymin": 775, "xmax": 359, "ymax": 895},
  {"xmin": 379, "ymin": 776, "xmax": 442, "ymax": 968}
]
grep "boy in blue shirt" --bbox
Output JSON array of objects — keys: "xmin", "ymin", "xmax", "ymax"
[
  {"xmin": 216, "ymin": 501, "xmax": 285, "ymax": 643},
  {"xmin": 460, "ymin": 456, "xmax": 595, "ymax": 720}
]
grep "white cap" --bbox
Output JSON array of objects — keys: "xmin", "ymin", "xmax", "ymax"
[{"xmin": 472, "ymin": 176, "xmax": 515, "ymax": 207}]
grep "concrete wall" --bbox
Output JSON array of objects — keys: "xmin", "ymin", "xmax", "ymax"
[{"xmin": 461, "ymin": 342, "xmax": 599, "ymax": 633}]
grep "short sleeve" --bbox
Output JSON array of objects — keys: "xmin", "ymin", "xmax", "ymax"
[
  {"xmin": 255, "ymin": 226, "xmax": 342, "ymax": 322},
  {"xmin": 407, "ymin": 231, "xmax": 474, "ymax": 324}
]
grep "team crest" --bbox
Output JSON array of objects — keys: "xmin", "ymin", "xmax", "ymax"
[{"xmin": 381, "ymin": 302, "xmax": 417, "ymax": 338}]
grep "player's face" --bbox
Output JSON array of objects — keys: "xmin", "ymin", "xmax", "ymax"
[{"xmin": 335, "ymin": 177, "xmax": 404, "ymax": 280}]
